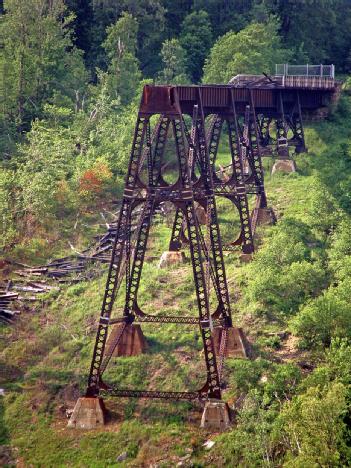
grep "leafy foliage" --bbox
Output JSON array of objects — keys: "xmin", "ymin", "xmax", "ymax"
[
  {"xmin": 2, "ymin": 1, "xmax": 351, "ymax": 466},
  {"xmin": 102, "ymin": 12, "xmax": 141, "ymax": 105},
  {"xmin": 291, "ymin": 281, "xmax": 351, "ymax": 349},
  {"xmin": 239, "ymin": 219, "xmax": 326, "ymax": 316},
  {"xmin": 158, "ymin": 39, "xmax": 189, "ymax": 84},
  {"xmin": 179, "ymin": 10, "xmax": 213, "ymax": 83},
  {"xmin": 203, "ymin": 20, "xmax": 288, "ymax": 83},
  {"xmin": 1, "ymin": 0, "xmax": 87, "ymax": 130},
  {"xmin": 277, "ymin": 383, "xmax": 350, "ymax": 466}
]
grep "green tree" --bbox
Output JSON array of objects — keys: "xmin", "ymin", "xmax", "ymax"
[
  {"xmin": 0, "ymin": 168, "xmax": 17, "ymax": 248},
  {"xmin": 203, "ymin": 20, "xmax": 288, "ymax": 83},
  {"xmin": 277, "ymin": 383, "xmax": 350, "ymax": 466},
  {"xmin": 193, "ymin": 0, "xmax": 254, "ymax": 36},
  {"xmin": 103, "ymin": 12, "xmax": 141, "ymax": 105},
  {"xmin": 16, "ymin": 107, "xmax": 78, "ymax": 232},
  {"xmin": 162, "ymin": 0, "xmax": 192, "ymax": 37},
  {"xmin": 13, "ymin": 79, "xmax": 137, "ymax": 237},
  {"xmin": 179, "ymin": 10, "xmax": 213, "ymax": 83},
  {"xmin": 258, "ymin": 0, "xmax": 351, "ymax": 69},
  {"xmin": 1, "ymin": 0, "xmax": 87, "ymax": 130},
  {"xmin": 158, "ymin": 39, "xmax": 189, "ymax": 84},
  {"xmin": 92, "ymin": 0, "xmax": 166, "ymax": 77},
  {"xmin": 65, "ymin": 0, "xmax": 95, "ymax": 70},
  {"xmin": 290, "ymin": 282, "xmax": 351, "ymax": 349},
  {"xmin": 103, "ymin": 11, "xmax": 138, "ymax": 58}
]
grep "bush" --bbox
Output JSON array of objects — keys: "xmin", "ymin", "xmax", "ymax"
[
  {"xmin": 328, "ymin": 219, "xmax": 351, "ymax": 280},
  {"xmin": 325, "ymin": 338, "xmax": 351, "ymax": 386},
  {"xmin": 214, "ymin": 389, "xmax": 278, "ymax": 466},
  {"xmin": 276, "ymin": 383, "xmax": 350, "ymax": 466},
  {"xmin": 78, "ymin": 160, "xmax": 113, "ymax": 204},
  {"xmin": 262, "ymin": 363, "xmax": 301, "ymax": 406},
  {"xmin": 291, "ymin": 284, "xmax": 351, "ymax": 349},
  {"xmin": 226, "ymin": 358, "xmax": 270, "ymax": 395},
  {"xmin": 241, "ymin": 219, "xmax": 326, "ymax": 315},
  {"xmin": 0, "ymin": 168, "xmax": 17, "ymax": 248}
]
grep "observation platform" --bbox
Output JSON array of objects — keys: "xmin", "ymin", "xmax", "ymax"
[{"xmin": 231, "ymin": 64, "xmax": 336, "ymax": 90}]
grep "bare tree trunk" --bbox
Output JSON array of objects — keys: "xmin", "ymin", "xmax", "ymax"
[{"xmin": 17, "ymin": 51, "xmax": 25, "ymax": 130}]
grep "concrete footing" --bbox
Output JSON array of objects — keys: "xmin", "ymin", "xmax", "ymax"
[
  {"xmin": 239, "ymin": 252, "xmax": 253, "ymax": 263},
  {"xmin": 67, "ymin": 397, "xmax": 106, "ymax": 429},
  {"xmin": 195, "ymin": 204, "xmax": 207, "ymax": 225},
  {"xmin": 105, "ymin": 324, "xmax": 147, "ymax": 357},
  {"xmin": 201, "ymin": 399, "xmax": 231, "ymax": 430},
  {"xmin": 272, "ymin": 159, "xmax": 296, "ymax": 174},
  {"xmin": 255, "ymin": 207, "xmax": 276, "ymax": 226},
  {"xmin": 213, "ymin": 327, "xmax": 248, "ymax": 358},
  {"xmin": 158, "ymin": 250, "xmax": 185, "ymax": 268}
]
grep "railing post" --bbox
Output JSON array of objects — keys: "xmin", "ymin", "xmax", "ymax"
[{"xmin": 275, "ymin": 63, "xmax": 334, "ymax": 80}]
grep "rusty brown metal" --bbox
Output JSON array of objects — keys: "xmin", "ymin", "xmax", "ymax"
[{"xmin": 76, "ymin": 79, "xmax": 335, "ymax": 414}]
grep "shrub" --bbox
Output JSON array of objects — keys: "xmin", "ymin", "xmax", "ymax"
[
  {"xmin": 78, "ymin": 161, "xmax": 113, "ymax": 202},
  {"xmin": 239, "ymin": 217, "xmax": 327, "ymax": 315},
  {"xmin": 263, "ymin": 363, "xmax": 301, "ymax": 406},
  {"xmin": 226, "ymin": 358, "xmax": 270, "ymax": 395},
  {"xmin": 276, "ymin": 383, "xmax": 350, "ymax": 466},
  {"xmin": 244, "ymin": 259, "xmax": 325, "ymax": 316},
  {"xmin": 291, "ymin": 286, "xmax": 351, "ymax": 349}
]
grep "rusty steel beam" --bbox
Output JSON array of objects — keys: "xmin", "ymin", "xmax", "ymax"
[
  {"xmin": 85, "ymin": 85, "xmax": 241, "ymax": 403},
  {"xmin": 84, "ymin": 79, "xmax": 330, "ymax": 405}
]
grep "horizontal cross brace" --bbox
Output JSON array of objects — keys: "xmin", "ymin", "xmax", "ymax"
[
  {"xmin": 101, "ymin": 387, "xmax": 205, "ymax": 401},
  {"xmin": 108, "ymin": 315, "xmax": 224, "ymax": 326}
]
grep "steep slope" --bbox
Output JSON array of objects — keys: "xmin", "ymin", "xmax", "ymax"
[{"xmin": 1, "ymin": 97, "xmax": 351, "ymax": 467}]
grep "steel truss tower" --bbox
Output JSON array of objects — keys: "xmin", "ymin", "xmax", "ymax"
[
  {"xmin": 85, "ymin": 85, "xmax": 238, "ymax": 403},
  {"xmin": 68, "ymin": 85, "xmax": 270, "ymax": 430}
]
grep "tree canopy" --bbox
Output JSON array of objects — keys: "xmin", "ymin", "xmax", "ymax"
[
  {"xmin": 179, "ymin": 10, "xmax": 213, "ymax": 83},
  {"xmin": 1, "ymin": 0, "xmax": 87, "ymax": 130},
  {"xmin": 102, "ymin": 12, "xmax": 141, "ymax": 105},
  {"xmin": 158, "ymin": 39, "xmax": 189, "ymax": 84},
  {"xmin": 203, "ymin": 20, "xmax": 288, "ymax": 83}
]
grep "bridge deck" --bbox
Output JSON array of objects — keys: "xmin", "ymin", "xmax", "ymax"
[{"xmin": 141, "ymin": 80, "xmax": 338, "ymax": 117}]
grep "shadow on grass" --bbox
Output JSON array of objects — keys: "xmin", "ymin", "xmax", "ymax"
[
  {"xmin": 0, "ymin": 397, "xmax": 9, "ymax": 445},
  {"xmin": 0, "ymin": 360, "xmax": 24, "ymax": 392}
]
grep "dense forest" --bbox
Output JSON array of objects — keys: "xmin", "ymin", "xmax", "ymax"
[
  {"xmin": 1, "ymin": 0, "xmax": 351, "ymax": 245},
  {"xmin": 1, "ymin": 1, "xmax": 351, "ymax": 467}
]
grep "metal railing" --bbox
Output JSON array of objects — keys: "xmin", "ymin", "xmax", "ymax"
[{"xmin": 276, "ymin": 64, "xmax": 335, "ymax": 79}]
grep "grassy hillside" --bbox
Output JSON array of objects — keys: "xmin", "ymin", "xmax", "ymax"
[{"xmin": 1, "ymin": 97, "xmax": 351, "ymax": 467}]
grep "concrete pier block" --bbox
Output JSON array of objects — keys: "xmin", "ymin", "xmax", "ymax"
[
  {"xmin": 195, "ymin": 204, "xmax": 207, "ymax": 225},
  {"xmin": 67, "ymin": 397, "xmax": 106, "ymax": 429},
  {"xmin": 239, "ymin": 253, "xmax": 253, "ymax": 263},
  {"xmin": 201, "ymin": 399, "xmax": 231, "ymax": 430},
  {"xmin": 158, "ymin": 250, "xmax": 185, "ymax": 268},
  {"xmin": 106, "ymin": 324, "xmax": 148, "ymax": 357},
  {"xmin": 272, "ymin": 159, "xmax": 296, "ymax": 174},
  {"xmin": 255, "ymin": 207, "xmax": 276, "ymax": 226},
  {"xmin": 213, "ymin": 327, "xmax": 248, "ymax": 359}
]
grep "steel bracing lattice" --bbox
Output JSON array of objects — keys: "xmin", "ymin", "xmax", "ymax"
[
  {"xmin": 85, "ymin": 78, "xmax": 327, "ymax": 403},
  {"xmin": 86, "ymin": 85, "xmax": 243, "ymax": 402}
]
